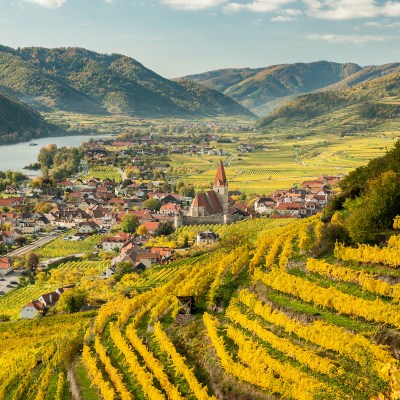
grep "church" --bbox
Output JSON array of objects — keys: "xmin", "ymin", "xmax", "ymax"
[
  {"xmin": 187, "ymin": 160, "xmax": 229, "ymax": 217},
  {"xmin": 174, "ymin": 161, "xmax": 235, "ymax": 228}
]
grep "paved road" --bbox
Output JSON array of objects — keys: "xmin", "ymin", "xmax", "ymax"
[
  {"xmin": 0, "ymin": 271, "xmax": 21, "ymax": 294},
  {"xmin": 225, "ymin": 153, "xmax": 236, "ymax": 167},
  {"xmin": 5, "ymin": 232, "xmax": 63, "ymax": 258}
]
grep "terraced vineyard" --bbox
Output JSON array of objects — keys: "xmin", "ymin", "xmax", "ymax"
[
  {"xmin": 35, "ymin": 234, "xmax": 104, "ymax": 258},
  {"xmin": 0, "ymin": 285, "xmax": 56, "ymax": 319},
  {"xmin": 56, "ymin": 259, "xmax": 110, "ymax": 272},
  {"xmin": 173, "ymin": 134, "xmax": 396, "ymax": 194},
  {"xmin": 83, "ymin": 217, "xmax": 400, "ymax": 399},
  {"xmin": 2, "ymin": 217, "xmax": 400, "ymax": 399},
  {"xmin": 0, "ymin": 312, "xmax": 94, "ymax": 400},
  {"xmin": 84, "ymin": 166, "xmax": 122, "ymax": 183}
]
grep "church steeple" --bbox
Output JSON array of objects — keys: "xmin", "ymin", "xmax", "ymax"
[
  {"xmin": 213, "ymin": 160, "xmax": 229, "ymax": 215},
  {"xmin": 213, "ymin": 160, "xmax": 227, "ymax": 187}
]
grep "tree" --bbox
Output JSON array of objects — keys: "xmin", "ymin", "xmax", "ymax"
[
  {"xmin": 136, "ymin": 225, "xmax": 148, "ymax": 236},
  {"xmin": 120, "ymin": 214, "xmax": 140, "ymax": 234},
  {"xmin": 0, "ymin": 314, "xmax": 10, "ymax": 322},
  {"xmin": 179, "ymin": 185, "xmax": 195, "ymax": 198},
  {"xmin": 154, "ymin": 222, "xmax": 175, "ymax": 237},
  {"xmin": 142, "ymin": 198, "xmax": 162, "ymax": 211},
  {"xmin": 34, "ymin": 202, "xmax": 53, "ymax": 213},
  {"xmin": 58, "ymin": 289, "xmax": 87, "ymax": 313},
  {"xmin": 114, "ymin": 262, "xmax": 133, "ymax": 281},
  {"xmin": 345, "ymin": 171, "xmax": 400, "ymax": 243},
  {"xmin": 122, "ymin": 178, "xmax": 133, "ymax": 188},
  {"xmin": 25, "ymin": 252, "xmax": 40, "ymax": 272},
  {"xmin": 15, "ymin": 236, "xmax": 27, "ymax": 247},
  {"xmin": 394, "ymin": 215, "xmax": 400, "ymax": 230}
]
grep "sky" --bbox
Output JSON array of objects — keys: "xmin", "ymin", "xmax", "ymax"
[{"xmin": 0, "ymin": 0, "xmax": 400, "ymax": 77}]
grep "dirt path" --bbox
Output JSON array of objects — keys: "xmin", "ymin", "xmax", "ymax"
[{"xmin": 67, "ymin": 362, "xmax": 81, "ymax": 400}]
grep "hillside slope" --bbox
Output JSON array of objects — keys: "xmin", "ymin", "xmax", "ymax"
[
  {"xmin": 257, "ymin": 72, "xmax": 400, "ymax": 134},
  {"xmin": 0, "ymin": 45, "xmax": 255, "ymax": 118},
  {"xmin": 0, "ymin": 92, "xmax": 57, "ymax": 144},
  {"xmin": 181, "ymin": 61, "xmax": 362, "ymax": 116},
  {"xmin": 1, "ymin": 215, "xmax": 399, "ymax": 399}
]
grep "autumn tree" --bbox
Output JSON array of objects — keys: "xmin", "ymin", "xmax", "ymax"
[
  {"xmin": 25, "ymin": 252, "xmax": 40, "ymax": 272},
  {"xmin": 136, "ymin": 225, "xmax": 148, "ymax": 236}
]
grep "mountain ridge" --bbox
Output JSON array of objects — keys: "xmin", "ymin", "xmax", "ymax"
[
  {"xmin": 180, "ymin": 61, "xmax": 363, "ymax": 116},
  {"xmin": 0, "ymin": 92, "xmax": 58, "ymax": 144},
  {"xmin": 0, "ymin": 45, "xmax": 255, "ymax": 119},
  {"xmin": 256, "ymin": 71, "xmax": 400, "ymax": 134}
]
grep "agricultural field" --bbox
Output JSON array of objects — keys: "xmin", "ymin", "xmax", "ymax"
[
  {"xmin": 0, "ymin": 312, "xmax": 94, "ymax": 399},
  {"xmin": 83, "ymin": 166, "xmax": 122, "ymax": 183},
  {"xmin": 35, "ymin": 234, "xmax": 104, "ymax": 259},
  {"xmin": 172, "ymin": 133, "xmax": 397, "ymax": 194},
  {"xmin": 0, "ymin": 285, "xmax": 56, "ymax": 320},
  {"xmin": 56, "ymin": 259, "xmax": 109, "ymax": 273},
  {"xmin": 2, "ymin": 217, "xmax": 400, "ymax": 398},
  {"xmin": 82, "ymin": 217, "xmax": 400, "ymax": 399}
]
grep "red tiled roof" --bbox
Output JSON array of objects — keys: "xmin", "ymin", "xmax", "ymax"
[
  {"xmin": 143, "ymin": 221, "xmax": 160, "ymax": 231},
  {"xmin": 192, "ymin": 191, "xmax": 223, "ymax": 215},
  {"xmin": 160, "ymin": 203, "xmax": 182, "ymax": 211},
  {"xmin": 0, "ymin": 197, "xmax": 23, "ymax": 207},
  {"xmin": 0, "ymin": 257, "xmax": 12, "ymax": 269},
  {"xmin": 206, "ymin": 190, "xmax": 223, "ymax": 213},
  {"xmin": 213, "ymin": 160, "xmax": 227, "ymax": 186}
]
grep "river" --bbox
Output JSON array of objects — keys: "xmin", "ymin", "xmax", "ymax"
[{"xmin": 0, "ymin": 134, "xmax": 112, "ymax": 176}]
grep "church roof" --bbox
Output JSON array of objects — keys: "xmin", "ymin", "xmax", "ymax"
[
  {"xmin": 213, "ymin": 160, "xmax": 227, "ymax": 186},
  {"xmin": 191, "ymin": 191, "xmax": 223, "ymax": 215}
]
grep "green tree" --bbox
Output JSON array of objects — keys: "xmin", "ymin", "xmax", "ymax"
[
  {"xmin": 345, "ymin": 171, "xmax": 400, "ymax": 243},
  {"xmin": 142, "ymin": 198, "xmax": 162, "ymax": 211},
  {"xmin": 58, "ymin": 289, "xmax": 87, "ymax": 313},
  {"xmin": 154, "ymin": 222, "xmax": 175, "ymax": 237},
  {"xmin": 114, "ymin": 262, "xmax": 133, "ymax": 281},
  {"xmin": 120, "ymin": 214, "xmax": 140, "ymax": 234},
  {"xmin": 179, "ymin": 185, "xmax": 195, "ymax": 198}
]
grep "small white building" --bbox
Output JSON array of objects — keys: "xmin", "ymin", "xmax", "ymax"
[
  {"xmin": 20, "ymin": 300, "xmax": 44, "ymax": 319},
  {"xmin": 254, "ymin": 197, "xmax": 276, "ymax": 214},
  {"xmin": 197, "ymin": 231, "xmax": 219, "ymax": 246},
  {"xmin": 78, "ymin": 222, "xmax": 99, "ymax": 234}
]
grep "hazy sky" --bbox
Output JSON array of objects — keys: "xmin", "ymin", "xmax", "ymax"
[{"xmin": 1, "ymin": 0, "xmax": 400, "ymax": 77}]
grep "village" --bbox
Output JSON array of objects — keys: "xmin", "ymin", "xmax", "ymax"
[{"xmin": 0, "ymin": 149, "xmax": 341, "ymax": 320}]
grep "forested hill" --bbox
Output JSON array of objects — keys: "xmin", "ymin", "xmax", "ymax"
[
  {"xmin": 0, "ymin": 92, "xmax": 57, "ymax": 144},
  {"xmin": 0, "ymin": 45, "xmax": 255, "ymax": 119},
  {"xmin": 257, "ymin": 72, "xmax": 400, "ymax": 134},
  {"xmin": 181, "ymin": 61, "xmax": 362, "ymax": 116}
]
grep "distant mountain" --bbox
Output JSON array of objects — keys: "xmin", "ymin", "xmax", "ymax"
[
  {"xmin": 322, "ymin": 63, "xmax": 400, "ymax": 91},
  {"xmin": 257, "ymin": 72, "xmax": 400, "ymax": 134},
  {"xmin": 0, "ymin": 45, "xmax": 255, "ymax": 119},
  {"xmin": 180, "ymin": 61, "xmax": 362, "ymax": 116},
  {"xmin": 0, "ymin": 92, "xmax": 57, "ymax": 144}
]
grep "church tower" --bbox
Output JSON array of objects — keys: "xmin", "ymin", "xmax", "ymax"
[{"xmin": 213, "ymin": 160, "xmax": 229, "ymax": 215}]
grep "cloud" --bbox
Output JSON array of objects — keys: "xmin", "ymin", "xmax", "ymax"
[
  {"xmin": 271, "ymin": 7, "xmax": 302, "ymax": 21},
  {"xmin": 365, "ymin": 20, "xmax": 400, "ymax": 27},
  {"xmin": 271, "ymin": 15, "xmax": 295, "ymax": 21},
  {"xmin": 308, "ymin": 33, "xmax": 391, "ymax": 44},
  {"xmin": 160, "ymin": 0, "xmax": 227, "ymax": 10},
  {"xmin": 224, "ymin": 0, "xmax": 295, "ymax": 13},
  {"xmin": 23, "ymin": 0, "xmax": 66, "ymax": 7},
  {"xmin": 305, "ymin": 0, "xmax": 400, "ymax": 20}
]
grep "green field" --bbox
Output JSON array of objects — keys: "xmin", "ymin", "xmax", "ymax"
[
  {"xmin": 84, "ymin": 166, "xmax": 122, "ymax": 183},
  {"xmin": 172, "ymin": 133, "xmax": 397, "ymax": 194}
]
